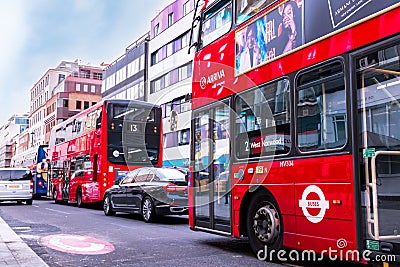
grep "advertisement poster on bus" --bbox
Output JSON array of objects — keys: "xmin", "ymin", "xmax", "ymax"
[
  {"xmin": 304, "ymin": 0, "xmax": 399, "ymax": 42},
  {"xmin": 235, "ymin": 0, "xmax": 304, "ymax": 75},
  {"xmin": 235, "ymin": 0, "xmax": 399, "ymax": 76}
]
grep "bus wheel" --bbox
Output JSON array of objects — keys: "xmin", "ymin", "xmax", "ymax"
[
  {"xmin": 141, "ymin": 196, "xmax": 156, "ymax": 223},
  {"xmin": 103, "ymin": 195, "xmax": 115, "ymax": 216},
  {"xmin": 76, "ymin": 188, "xmax": 83, "ymax": 208},
  {"xmin": 26, "ymin": 199, "xmax": 33, "ymax": 205},
  {"xmin": 53, "ymin": 190, "xmax": 59, "ymax": 204},
  {"xmin": 246, "ymin": 192, "xmax": 283, "ymax": 259}
]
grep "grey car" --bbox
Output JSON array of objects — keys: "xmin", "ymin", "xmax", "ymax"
[
  {"xmin": 0, "ymin": 168, "xmax": 33, "ymax": 205},
  {"xmin": 103, "ymin": 167, "xmax": 188, "ymax": 222}
]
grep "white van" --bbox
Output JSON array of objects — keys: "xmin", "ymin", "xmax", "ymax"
[{"xmin": 0, "ymin": 168, "xmax": 33, "ymax": 205}]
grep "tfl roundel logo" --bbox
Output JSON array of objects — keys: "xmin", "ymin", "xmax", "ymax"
[{"xmin": 299, "ymin": 185, "xmax": 330, "ymax": 223}]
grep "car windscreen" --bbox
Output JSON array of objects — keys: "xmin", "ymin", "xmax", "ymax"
[
  {"xmin": 155, "ymin": 169, "xmax": 186, "ymax": 182},
  {"xmin": 0, "ymin": 170, "xmax": 32, "ymax": 181}
]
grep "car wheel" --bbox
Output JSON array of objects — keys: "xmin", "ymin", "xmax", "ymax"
[
  {"xmin": 26, "ymin": 199, "xmax": 33, "ymax": 205},
  {"xmin": 103, "ymin": 195, "xmax": 115, "ymax": 216},
  {"xmin": 246, "ymin": 192, "xmax": 283, "ymax": 260},
  {"xmin": 142, "ymin": 196, "xmax": 156, "ymax": 223},
  {"xmin": 76, "ymin": 188, "xmax": 83, "ymax": 208}
]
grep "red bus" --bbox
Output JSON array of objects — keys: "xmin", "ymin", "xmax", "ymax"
[
  {"xmin": 189, "ymin": 0, "xmax": 400, "ymax": 263},
  {"xmin": 48, "ymin": 99, "xmax": 162, "ymax": 207}
]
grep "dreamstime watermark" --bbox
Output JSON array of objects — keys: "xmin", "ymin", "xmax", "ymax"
[{"xmin": 257, "ymin": 238, "xmax": 397, "ymax": 263}]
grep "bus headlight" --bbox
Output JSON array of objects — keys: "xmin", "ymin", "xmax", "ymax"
[{"xmin": 112, "ymin": 150, "xmax": 120, "ymax": 158}]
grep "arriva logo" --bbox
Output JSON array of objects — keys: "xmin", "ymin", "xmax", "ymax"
[{"xmin": 200, "ymin": 69, "xmax": 225, "ymax": 89}]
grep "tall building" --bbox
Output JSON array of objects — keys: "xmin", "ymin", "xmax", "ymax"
[
  {"xmin": 102, "ymin": 33, "xmax": 149, "ymax": 101},
  {"xmin": 29, "ymin": 60, "xmax": 102, "ymax": 146},
  {"xmin": 44, "ymin": 64, "xmax": 103, "ymax": 144},
  {"xmin": 148, "ymin": 0, "xmax": 195, "ymax": 167}
]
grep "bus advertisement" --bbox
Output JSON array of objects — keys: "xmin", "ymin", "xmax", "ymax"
[
  {"xmin": 11, "ymin": 144, "xmax": 49, "ymax": 198},
  {"xmin": 189, "ymin": 0, "xmax": 400, "ymax": 263},
  {"xmin": 48, "ymin": 99, "xmax": 162, "ymax": 207}
]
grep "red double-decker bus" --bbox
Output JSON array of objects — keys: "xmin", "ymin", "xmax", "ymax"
[
  {"xmin": 48, "ymin": 99, "xmax": 162, "ymax": 207},
  {"xmin": 189, "ymin": 0, "xmax": 400, "ymax": 263}
]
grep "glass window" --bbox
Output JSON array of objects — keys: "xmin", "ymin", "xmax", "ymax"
[
  {"xmin": 154, "ymin": 23, "xmax": 159, "ymax": 36},
  {"xmin": 179, "ymin": 128, "xmax": 190, "ymax": 145},
  {"xmin": 183, "ymin": 1, "xmax": 191, "ymax": 16},
  {"xmin": 164, "ymin": 132, "xmax": 178, "ymax": 148},
  {"xmin": 235, "ymin": 79, "xmax": 290, "ymax": 158},
  {"xmin": 296, "ymin": 61, "xmax": 346, "ymax": 152},
  {"xmin": 201, "ymin": 0, "xmax": 232, "ymax": 47},
  {"xmin": 168, "ymin": 12, "xmax": 174, "ymax": 27},
  {"xmin": 76, "ymin": 84, "xmax": 81, "ymax": 91},
  {"xmin": 76, "ymin": 101, "xmax": 82, "ymax": 110},
  {"xmin": 236, "ymin": 0, "xmax": 277, "ymax": 24}
]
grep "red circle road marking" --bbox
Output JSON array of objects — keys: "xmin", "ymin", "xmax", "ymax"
[{"xmin": 40, "ymin": 234, "xmax": 115, "ymax": 255}]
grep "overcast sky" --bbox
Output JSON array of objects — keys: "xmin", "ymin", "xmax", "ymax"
[{"xmin": 0, "ymin": 0, "xmax": 173, "ymax": 124}]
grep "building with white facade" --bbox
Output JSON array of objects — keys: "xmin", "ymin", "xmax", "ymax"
[
  {"xmin": 148, "ymin": 0, "xmax": 194, "ymax": 167},
  {"xmin": 102, "ymin": 33, "xmax": 149, "ymax": 101},
  {"xmin": 0, "ymin": 114, "xmax": 29, "ymax": 167}
]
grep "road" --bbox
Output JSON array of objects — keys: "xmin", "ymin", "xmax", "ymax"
[{"xmin": 0, "ymin": 199, "xmax": 284, "ymax": 267}]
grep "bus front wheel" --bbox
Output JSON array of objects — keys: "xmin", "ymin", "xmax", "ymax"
[{"xmin": 246, "ymin": 192, "xmax": 283, "ymax": 259}]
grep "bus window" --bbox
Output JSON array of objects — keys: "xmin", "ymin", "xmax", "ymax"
[
  {"xmin": 201, "ymin": 0, "xmax": 232, "ymax": 47},
  {"xmin": 236, "ymin": 0, "xmax": 277, "ymax": 25},
  {"xmin": 235, "ymin": 78, "xmax": 290, "ymax": 159},
  {"xmin": 296, "ymin": 61, "xmax": 347, "ymax": 152}
]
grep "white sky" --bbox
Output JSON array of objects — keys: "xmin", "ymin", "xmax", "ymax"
[{"xmin": 0, "ymin": 0, "xmax": 173, "ymax": 123}]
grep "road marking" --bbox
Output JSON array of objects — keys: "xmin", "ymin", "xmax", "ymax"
[
  {"xmin": 45, "ymin": 208, "xmax": 71, "ymax": 215},
  {"xmin": 40, "ymin": 234, "xmax": 114, "ymax": 255}
]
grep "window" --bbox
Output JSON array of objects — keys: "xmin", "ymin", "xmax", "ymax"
[
  {"xmin": 179, "ymin": 129, "xmax": 190, "ymax": 145},
  {"xmin": 83, "ymin": 84, "xmax": 88, "ymax": 92},
  {"xmin": 296, "ymin": 61, "xmax": 346, "ymax": 152},
  {"xmin": 76, "ymin": 100, "xmax": 82, "ymax": 110},
  {"xmin": 201, "ymin": 0, "xmax": 232, "ymax": 47},
  {"xmin": 92, "ymin": 102, "xmax": 96, "ymax": 106},
  {"xmin": 93, "ymin": 72, "xmax": 102, "ymax": 80},
  {"xmin": 164, "ymin": 132, "xmax": 178, "ymax": 148},
  {"xmin": 84, "ymin": 101, "xmax": 89, "ymax": 109},
  {"xmin": 91, "ymin": 85, "xmax": 96, "ymax": 93},
  {"xmin": 63, "ymin": 99, "xmax": 69, "ymax": 108},
  {"xmin": 58, "ymin": 74, "xmax": 65, "ymax": 83},
  {"xmin": 236, "ymin": 0, "xmax": 277, "ymax": 24},
  {"xmin": 235, "ymin": 79, "xmax": 290, "ymax": 158},
  {"xmin": 183, "ymin": 1, "xmax": 191, "ymax": 16},
  {"xmin": 80, "ymin": 70, "xmax": 90, "ymax": 78},
  {"xmin": 76, "ymin": 84, "xmax": 81, "ymax": 91},
  {"xmin": 154, "ymin": 23, "xmax": 159, "ymax": 36},
  {"xmin": 168, "ymin": 12, "xmax": 174, "ymax": 27}
]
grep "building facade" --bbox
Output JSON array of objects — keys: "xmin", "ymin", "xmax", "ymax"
[
  {"xmin": 102, "ymin": 33, "xmax": 149, "ymax": 101},
  {"xmin": 0, "ymin": 114, "xmax": 29, "ymax": 167},
  {"xmin": 43, "ymin": 64, "xmax": 103, "ymax": 144},
  {"xmin": 148, "ymin": 0, "xmax": 194, "ymax": 167}
]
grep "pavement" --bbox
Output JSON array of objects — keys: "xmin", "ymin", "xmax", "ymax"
[{"xmin": 0, "ymin": 216, "xmax": 48, "ymax": 267}]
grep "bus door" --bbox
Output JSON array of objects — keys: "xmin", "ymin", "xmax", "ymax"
[
  {"xmin": 62, "ymin": 160, "xmax": 71, "ymax": 202},
  {"xmin": 355, "ymin": 42, "xmax": 400, "ymax": 251},
  {"xmin": 193, "ymin": 100, "xmax": 231, "ymax": 233}
]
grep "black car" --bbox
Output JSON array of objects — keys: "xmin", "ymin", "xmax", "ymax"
[{"xmin": 103, "ymin": 167, "xmax": 188, "ymax": 222}]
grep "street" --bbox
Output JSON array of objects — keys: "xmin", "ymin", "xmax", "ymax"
[{"xmin": 0, "ymin": 199, "xmax": 282, "ymax": 267}]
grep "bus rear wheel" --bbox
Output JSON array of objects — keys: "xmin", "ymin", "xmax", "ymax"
[
  {"xmin": 76, "ymin": 188, "xmax": 83, "ymax": 208},
  {"xmin": 246, "ymin": 192, "xmax": 283, "ymax": 260}
]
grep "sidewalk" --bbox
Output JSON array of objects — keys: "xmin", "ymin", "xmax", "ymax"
[{"xmin": 0, "ymin": 216, "xmax": 48, "ymax": 267}]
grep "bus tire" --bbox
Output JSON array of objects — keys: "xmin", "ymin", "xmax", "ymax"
[
  {"xmin": 26, "ymin": 199, "xmax": 33, "ymax": 205},
  {"xmin": 141, "ymin": 196, "xmax": 156, "ymax": 223},
  {"xmin": 53, "ymin": 189, "xmax": 59, "ymax": 204},
  {"xmin": 103, "ymin": 195, "xmax": 115, "ymax": 216},
  {"xmin": 246, "ymin": 192, "xmax": 283, "ymax": 260},
  {"xmin": 76, "ymin": 188, "xmax": 83, "ymax": 208}
]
